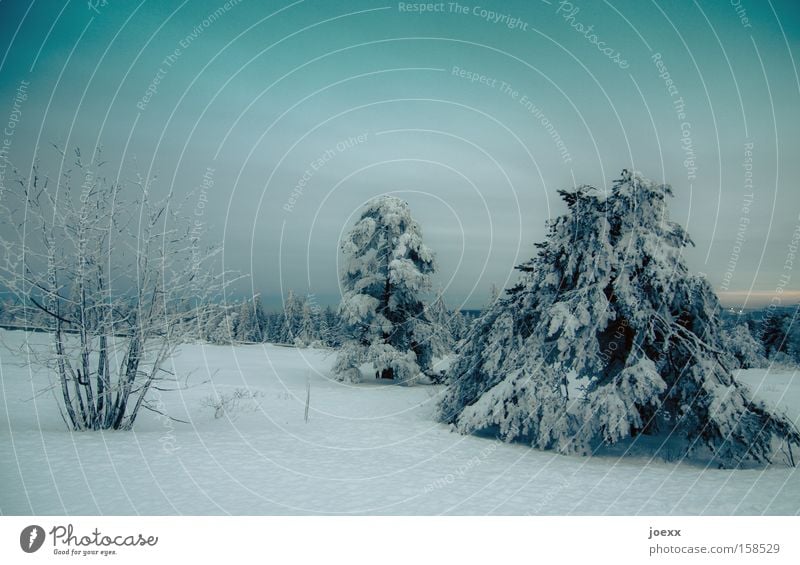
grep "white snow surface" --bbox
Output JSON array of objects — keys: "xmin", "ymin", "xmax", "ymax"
[{"xmin": 1, "ymin": 329, "xmax": 798, "ymax": 515}]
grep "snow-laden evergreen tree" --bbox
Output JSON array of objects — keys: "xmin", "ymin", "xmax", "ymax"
[
  {"xmin": 277, "ymin": 289, "xmax": 303, "ymax": 344},
  {"xmin": 721, "ymin": 322, "xmax": 768, "ymax": 369},
  {"xmin": 439, "ymin": 171, "xmax": 800, "ymax": 467},
  {"xmin": 297, "ymin": 298, "xmax": 321, "ymax": 346},
  {"xmin": 449, "ymin": 309, "xmax": 468, "ymax": 342},
  {"xmin": 759, "ymin": 311, "xmax": 787, "ymax": 359},
  {"xmin": 253, "ymin": 294, "xmax": 268, "ymax": 341},
  {"xmin": 485, "ymin": 284, "xmax": 500, "ymax": 309},
  {"xmin": 757, "ymin": 308, "xmax": 799, "ymax": 364},
  {"xmin": 425, "ymin": 292, "xmax": 455, "ymax": 355},
  {"xmin": 235, "ymin": 295, "xmax": 267, "ymax": 343},
  {"xmin": 320, "ymin": 305, "xmax": 342, "ymax": 347},
  {"xmin": 263, "ymin": 311, "xmax": 282, "ymax": 343},
  {"xmin": 334, "ymin": 196, "xmax": 437, "ymax": 384},
  {"xmin": 457, "ymin": 310, "xmax": 478, "ymax": 340},
  {"xmin": 785, "ymin": 313, "xmax": 800, "ymax": 364},
  {"xmin": 204, "ymin": 306, "xmax": 237, "ymax": 344}
]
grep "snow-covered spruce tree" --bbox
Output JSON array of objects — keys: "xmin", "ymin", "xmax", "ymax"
[
  {"xmin": 264, "ymin": 311, "xmax": 283, "ymax": 343},
  {"xmin": 320, "ymin": 305, "xmax": 342, "ymax": 347},
  {"xmin": 276, "ymin": 289, "xmax": 303, "ymax": 344},
  {"xmin": 757, "ymin": 309, "xmax": 800, "ymax": 364},
  {"xmin": 201, "ymin": 304, "xmax": 231, "ymax": 344},
  {"xmin": 297, "ymin": 298, "xmax": 321, "ymax": 346},
  {"xmin": 721, "ymin": 323, "xmax": 768, "ymax": 369},
  {"xmin": 439, "ymin": 171, "xmax": 800, "ymax": 467},
  {"xmin": 234, "ymin": 295, "xmax": 267, "ymax": 343},
  {"xmin": 334, "ymin": 196, "xmax": 437, "ymax": 384},
  {"xmin": 425, "ymin": 293, "xmax": 456, "ymax": 355},
  {"xmin": 447, "ymin": 310, "xmax": 463, "ymax": 343}
]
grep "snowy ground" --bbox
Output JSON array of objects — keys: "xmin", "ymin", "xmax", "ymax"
[{"xmin": 1, "ymin": 329, "xmax": 798, "ymax": 515}]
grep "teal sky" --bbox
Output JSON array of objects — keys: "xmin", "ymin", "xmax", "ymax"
[{"xmin": 1, "ymin": 0, "xmax": 798, "ymax": 309}]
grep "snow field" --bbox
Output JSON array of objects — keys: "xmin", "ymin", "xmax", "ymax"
[{"xmin": 1, "ymin": 330, "xmax": 798, "ymax": 515}]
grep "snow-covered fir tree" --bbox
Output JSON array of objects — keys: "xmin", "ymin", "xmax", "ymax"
[
  {"xmin": 756, "ymin": 308, "xmax": 800, "ymax": 364},
  {"xmin": 449, "ymin": 309, "xmax": 469, "ymax": 342},
  {"xmin": 485, "ymin": 283, "xmax": 500, "ymax": 309},
  {"xmin": 204, "ymin": 305, "xmax": 238, "ymax": 344},
  {"xmin": 721, "ymin": 322, "xmax": 768, "ymax": 369},
  {"xmin": 781, "ymin": 313, "xmax": 800, "ymax": 364},
  {"xmin": 438, "ymin": 171, "xmax": 800, "ymax": 467},
  {"xmin": 263, "ymin": 311, "xmax": 283, "ymax": 343},
  {"xmin": 235, "ymin": 295, "xmax": 267, "ymax": 343},
  {"xmin": 425, "ymin": 292, "xmax": 455, "ymax": 355},
  {"xmin": 320, "ymin": 305, "xmax": 342, "ymax": 347},
  {"xmin": 334, "ymin": 196, "xmax": 437, "ymax": 384},
  {"xmin": 297, "ymin": 297, "xmax": 321, "ymax": 346},
  {"xmin": 197, "ymin": 293, "xmax": 344, "ymax": 347},
  {"xmin": 277, "ymin": 289, "xmax": 303, "ymax": 344},
  {"xmin": 253, "ymin": 295, "xmax": 268, "ymax": 340}
]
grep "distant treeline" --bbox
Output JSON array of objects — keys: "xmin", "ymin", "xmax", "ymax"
[
  {"xmin": 720, "ymin": 306, "xmax": 800, "ymax": 368},
  {"xmin": 195, "ymin": 292, "xmax": 479, "ymax": 348},
  {"xmin": 0, "ymin": 293, "xmax": 479, "ymax": 349},
  {"xmin": 3, "ymin": 295, "xmax": 795, "ymax": 366}
]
